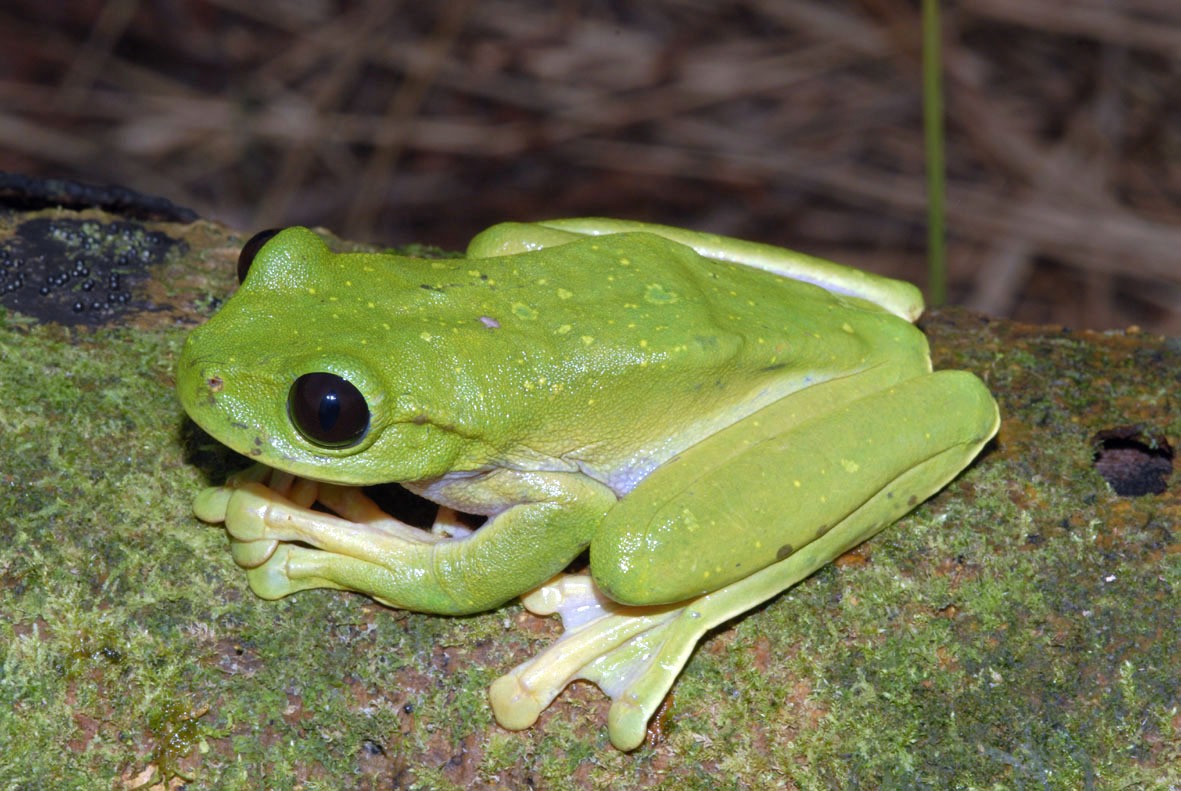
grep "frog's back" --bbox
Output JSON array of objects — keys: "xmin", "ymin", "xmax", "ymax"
[{"xmin": 365, "ymin": 232, "xmax": 930, "ymax": 488}]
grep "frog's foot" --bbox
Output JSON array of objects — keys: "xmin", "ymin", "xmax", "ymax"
[
  {"xmin": 196, "ymin": 467, "xmax": 435, "ymax": 559},
  {"xmin": 489, "ymin": 499, "xmax": 896, "ymax": 750},
  {"xmin": 192, "ymin": 464, "xmax": 455, "ymax": 606},
  {"xmin": 196, "ymin": 466, "xmax": 313, "ymax": 569},
  {"xmin": 193, "ymin": 463, "xmax": 615, "ymax": 615},
  {"xmin": 489, "ymin": 574, "xmax": 706, "ymax": 751}
]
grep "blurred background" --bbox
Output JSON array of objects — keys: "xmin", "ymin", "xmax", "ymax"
[{"xmin": 1, "ymin": 0, "xmax": 1179, "ymax": 333}]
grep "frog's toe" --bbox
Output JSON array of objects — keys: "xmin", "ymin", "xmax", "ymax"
[
  {"xmin": 242, "ymin": 544, "xmax": 337, "ymax": 599},
  {"xmin": 228, "ymin": 536, "xmax": 278, "ymax": 569},
  {"xmin": 488, "ymin": 674, "xmax": 548, "ymax": 731},
  {"xmin": 218, "ymin": 483, "xmax": 275, "ymax": 542},
  {"xmin": 490, "ymin": 574, "xmax": 696, "ymax": 750},
  {"xmin": 243, "ymin": 546, "xmax": 298, "ymax": 599},
  {"xmin": 193, "ymin": 485, "xmax": 232, "ymax": 523},
  {"xmin": 606, "ymin": 697, "xmax": 650, "ymax": 752}
]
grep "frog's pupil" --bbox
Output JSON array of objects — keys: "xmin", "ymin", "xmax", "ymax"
[
  {"xmin": 288, "ymin": 372, "xmax": 369, "ymax": 448},
  {"xmin": 319, "ymin": 390, "xmax": 341, "ymax": 429}
]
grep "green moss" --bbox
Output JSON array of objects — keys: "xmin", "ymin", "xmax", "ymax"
[{"xmin": 148, "ymin": 699, "xmax": 209, "ymax": 784}]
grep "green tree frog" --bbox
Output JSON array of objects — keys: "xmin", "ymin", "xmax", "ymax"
[{"xmin": 177, "ymin": 218, "xmax": 999, "ymax": 750}]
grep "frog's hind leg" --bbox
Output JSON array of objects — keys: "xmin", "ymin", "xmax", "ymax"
[{"xmin": 490, "ymin": 370, "xmax": 999, "ymax": 750}]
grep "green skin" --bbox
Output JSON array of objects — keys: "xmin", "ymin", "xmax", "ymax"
[{"xmin": 177, "ymin": 218, "xmax": 1000, "ymax": 750}]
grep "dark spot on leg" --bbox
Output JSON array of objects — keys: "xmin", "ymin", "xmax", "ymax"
[{"xmin": 776, "ymin": 543, "xmax": 794, "ymax": 561}]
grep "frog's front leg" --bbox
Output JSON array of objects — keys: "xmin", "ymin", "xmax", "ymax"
[
  {"xmin": 194, "ymin": 468, "xmax": 615, "ymax": 615},
  {"xmin": 491, "ymin": 370, "xmax": 999, "ymax": 750}
]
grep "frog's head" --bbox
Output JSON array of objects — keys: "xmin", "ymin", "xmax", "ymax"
[{"xmin": 177, "ymin": 227, "xmax": 478, "ymax": 486}]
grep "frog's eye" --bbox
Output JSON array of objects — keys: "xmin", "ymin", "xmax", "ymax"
[
  {"xmin": 237, "ymin": 229, "xmax": 283, "ymax": 284},
  {"xmin": 288, "ymin": 372, "xmax": 370, "ymax": 448}
]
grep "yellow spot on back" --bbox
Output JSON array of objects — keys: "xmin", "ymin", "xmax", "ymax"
[{"xmin": 840, "ymin": 458, "xmax": 860, "ymax": 473}]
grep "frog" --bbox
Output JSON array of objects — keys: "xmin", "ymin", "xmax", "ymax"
[{"xmin": 176, "ymin": 218, "xmax": 999, "ymax": 750}]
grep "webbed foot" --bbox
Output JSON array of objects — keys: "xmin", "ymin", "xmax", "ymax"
[
  {"xmin": 192, "ymin": 465, "xmax": 444, "ymax": 602},
  {"xmin": 489, "ymin": 574, "xmax": 707, "ymax": 751}
]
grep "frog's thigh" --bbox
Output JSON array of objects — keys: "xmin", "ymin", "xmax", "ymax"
[{"xmin": 592, "ymin": 369, "xmax": 999, "ymax": 606}]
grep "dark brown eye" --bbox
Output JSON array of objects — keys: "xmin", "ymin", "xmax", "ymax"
[
  {"xmin": 237, "ymin": 228, "xmax": 283, "ymax": 284},
  {"xmin": 288, "ymin": 372, "xmax": 369, "ymax": 447}
]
